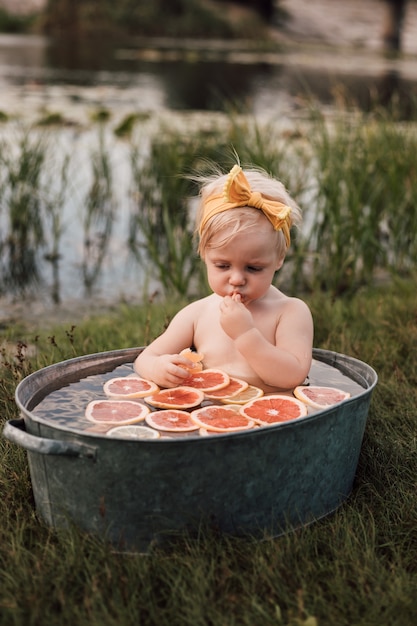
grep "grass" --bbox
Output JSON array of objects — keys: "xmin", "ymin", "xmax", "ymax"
[{"xmin": 1, "ymin": 276, "xmax": 417, "ymax": 625}]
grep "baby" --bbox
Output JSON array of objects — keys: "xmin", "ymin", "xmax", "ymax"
[{"xmin": 135, "ymin": 162, "xmax": 313, "ymax": 392}]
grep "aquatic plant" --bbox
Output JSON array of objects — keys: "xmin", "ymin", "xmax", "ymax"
[
  {"xmin": 0, "ymin": 131, "xmax": 46, "ymax": 293},
  {"xmin": 306, "ymin": 108, "xmax": 417, "ymax": 294},
  {"xmin": 82, "ymin": 128, "xmax": 116, "ymax": 293}
]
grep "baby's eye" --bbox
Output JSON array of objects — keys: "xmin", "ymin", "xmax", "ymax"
[
  {"xmin": 215, "ymin": 263, "xmax": 230, "ymax": 270},
  {"xmin": 247, "ymin": 266, "xmax": 263, "ymax": 272}
]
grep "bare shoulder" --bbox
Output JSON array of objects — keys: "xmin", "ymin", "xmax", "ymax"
[{"xmin": 174, "ymin": 294, "xmax": 215, "ymax": 318}]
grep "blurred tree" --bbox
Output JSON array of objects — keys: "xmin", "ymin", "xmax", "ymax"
[
  {"xmin": 43, "ymin": 0, "xmax": 273, "ymax": 38},
  {"xmin": 383, "ymin": 0, "xmax": 408, "ymax": 51}
]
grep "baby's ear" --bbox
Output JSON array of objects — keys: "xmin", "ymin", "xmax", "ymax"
[{"xmin": 275, "ymin": 256, "xmax": 285, "ymax": 271}]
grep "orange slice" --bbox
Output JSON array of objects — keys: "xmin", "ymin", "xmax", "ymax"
[
  {"xmin": 106, "ymin": 425, "xmax": 160, "ymax": 439},
  {"xmin": 293, "ymin": 385, "xmax": 351, "ymax": 409},
  {"xmin": 85, "ymin": 400, "xmax": 149, "ymax": 424},
  {"xmin": 103, "ymin": 376, "xmax": 159, "ymax": 398},
  {"xmin": 204, "ymin": 377, "xmax": 249, "ymax": 400},
  {"xmin": 220, "ymin": 384, "xmax": 264, "ymax": 405},
  {"xmin": 240, "ymin": 394, "xmax": 307, "ymax": 425},
  {"xmin": 181, "ymin": 369, "xmax": 230, "ymax": 392},
  {"xmin": 145, "ymin": 409, "xmax": 199, "ymax": 432},
  {"xmin": 144, "ymin": 386, "xmax": 204, "ymax": 410},
  {"xmin": 180, "ymin": 348, "xmax": 204, "ymax": 372},
  {"xmin": 191, "ymin": 405, "xmax": 254, "ymax": 433}
]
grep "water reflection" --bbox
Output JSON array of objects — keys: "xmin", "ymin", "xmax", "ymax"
[{"xmin": 2, "ymin": 34, "xmax": 417, "ymax": 117}]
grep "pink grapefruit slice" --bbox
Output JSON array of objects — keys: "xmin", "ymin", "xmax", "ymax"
[
  {"xmin": 181, "ymin": 369, "xmax": 230, "ymax": 392},
  {"xmin": 103, "ymin": 376, "xmax": 159, "ymax": 398},
  {"xmin": 145, "ymin": 409, "xmax": 199, "ymax": 432},
  {"xmin": 204, "ymin": 376, "xmax": 249, "ymax": 400},
  {"xmin": 293, "ymin": 385, "xmax": 351, "ymax": 409},
  {"xmin": 85, "ymin": 399, "xmax": 149, "ymax": 424},
  {"xmin": 144, "ymin": 386, "xmax": 204, "ymax": 410},
  {"xmin": 240, "ymin": 394, "xmax": 307, "ymax": 425},
  {"xmin": 191, "ymin": 405, "xmax": 254, "ymax": 433}
]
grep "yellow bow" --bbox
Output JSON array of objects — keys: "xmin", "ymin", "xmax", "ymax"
[{"xmin": 199, "ymin": 165, "xmax": 292, "ymax": 248}]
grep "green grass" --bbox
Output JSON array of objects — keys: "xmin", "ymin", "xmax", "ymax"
[{"xmin": 1, "ymin": 277, "xmax": 417, "ymax": 625}]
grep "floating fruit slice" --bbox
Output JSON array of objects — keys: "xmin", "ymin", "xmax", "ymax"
[
  {"xmin": 220, "ymin": 384, "xmax": 264, "ymax": 405},
  {"xmin": 204, "ymin": 377, "xmax": 249, "ymax": 399},
  {"xmin": 145, "ymin": 409, "xmax": 199, "ymax": 432},
  {"xmin": 106, "ymin": 424, "xmax": 160, "ymax": 439},
  {"xmin": 103, "ymin": 376, "xmax": 159, "ymax": 398},
  {"xmin": 181, "ymin": 369, "xmax": 230, "ymax": 392},
  {"xmin": 191, "ymin": 405, "xmax": 254, "ymax": 433},
  {"xmin": 180, "ymin": 348, "xmax": 204, "ymax": 372},
  {"xmin": 85, "ymin": 399, "xmax": 150, "ymax": 424},
  {"xmin": 293, "ymin": 385, "xmax": 351, "ymax": 409},
  {"xmin": 145, "ymin": 386, "xmax": 204, "ymax": 410},
  {"xmin": 240, "ymin": 394, "xmax": 307, "ymax": 425}
]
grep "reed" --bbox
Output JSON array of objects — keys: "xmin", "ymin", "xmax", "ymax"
[
  {"xmin": 82, "ymin": 128, "xmax": 116, "ymax": 293},
  {"xmin": 0, "ymin": 131, "xmax": 47, "ymax": 293},
  {"xmin": 305, "ymin": 107, "xmax": 417, "ymax": 293},
  {"xmin": 128, "ymin": 129, "xmax": 234, "ymax": 297},
  {"xmin": 1, "ymin": 108, "xmax": 417, "ymax": 301}
]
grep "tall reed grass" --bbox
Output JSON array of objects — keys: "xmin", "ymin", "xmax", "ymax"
[{"xmin": 1, "ymin": 106, "xmax": 417, "ymax": 301}]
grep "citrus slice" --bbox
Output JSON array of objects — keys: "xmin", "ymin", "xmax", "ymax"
[
  {"xmin": 240, "ymin": 394, "xmax": 307, "ymax": 425},
  {"xmin": 293, "ymin": 385, "xmax": 351, "ymax": 409},
  {"xmin": 103, "ymin": 376, "xmax": 159, "ymax": 398},
  {"xmin": 85, "ymin": 399, "xmax": 149, "ymax": 424},
  {"xmin": 145, "ymin": 386, "xmax": 204, "ymax": 410},
  {"xmin": 181, "ymin": 369, "xmax": 230, "ymax": 392},
  {"xmin": 204, "ymin": 377, "xmax": 249, "ymax": 400},
  {"xmin": 106, "ymin": 424, "xmax": 160, "ymax": 439},
  {"xmin": 145, "ymin": 409, "xmax": 199, "ymax": 432},
  {"xmin": 180, "ymin": 348, "xmax": 204, "ymax": 372},
  {"xmin": 220, "ymin": 384, "xmax": 264, "ymax": 405},
  {"xmin": 191, "ymin": 405, "xmax": 254, "ymax": 433}
]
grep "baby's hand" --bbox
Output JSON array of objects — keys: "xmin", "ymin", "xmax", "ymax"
[
  {"xmin": 152, "ymin": 354, "xmax": 198, "ymax": 388},
  {"xmin": 219, "ymin": 294, "xmax": 254, "ymax": 340}
]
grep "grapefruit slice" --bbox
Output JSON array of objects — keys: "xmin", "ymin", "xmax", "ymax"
[
  {"xmin": 85, "ymin": 399, "xmax": 150, "ymax": 424},
  {"xmin": 145, "ymin": 386, "xmax": 204, "ymax": 409},
  {"xmin": 103, "ymin": 376, "xmax": 159, "ymax": 398},
  {"xmin": 294, "ymin": 385, "xmax": 351, "ymax": 409},
  {"xmin": 181, "ymin": 369, "xmax": 230, "ymax": 392},
  {"xmin": 107, "ymin": 424, "xmax": 160, "ymax": 439},
  {"xmin": 220, "ymin": 384, "xmax": 264, "ymax": 405},
  {"xmin": 240, "ymin": 394, "xmax": 307, "ymax": 425},
  {"xmin": 204, "ymin": 377, "xmax": 249, "ymax": 400},
  {"xmin": 180, "ymin": 348, "xmax": 204, "ymax": 372},
  {"xmin": 145, "ymin": 409, "xmax": 199, "ymax": 432},
  {"xmin": 191, "ymin": 405, "xmax": 254, "ymax": 433}
]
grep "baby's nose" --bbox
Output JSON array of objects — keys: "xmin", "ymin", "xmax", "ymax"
[{"xmin": 229, "ymin": 270, "xmax": 245, "ymax": 286}]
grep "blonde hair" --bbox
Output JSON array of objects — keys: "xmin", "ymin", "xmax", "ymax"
[{"xmin": 195, "ymin": 167, "xmax": 302, "ymax": 259}]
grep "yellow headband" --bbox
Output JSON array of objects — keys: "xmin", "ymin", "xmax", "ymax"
[{"xmin": 199, "ymin": 165, "xmax": 292, "ymax": 248}]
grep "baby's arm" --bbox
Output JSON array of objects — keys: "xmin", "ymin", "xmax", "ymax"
[
  {"xmin": 220, "ymin": 296, "xmax": 313, "ymax": 390},
  {"xmin": 134, "ymin": 303, "xmax": 201, "ymax": 388}
]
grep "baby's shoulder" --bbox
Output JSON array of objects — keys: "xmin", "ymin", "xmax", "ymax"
[{"xmin": 176, "ymin": 294, "xmax": 218, "ymax": 318}]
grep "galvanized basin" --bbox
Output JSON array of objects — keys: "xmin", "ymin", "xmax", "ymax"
[{"xmin": 3, "ymin": 347, "xmax": 377, "ymax": 552}]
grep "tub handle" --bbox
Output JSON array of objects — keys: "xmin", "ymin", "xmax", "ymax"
[{"xmin": 3, "ymin": 419, "xmax": 97, "ymax": 461}]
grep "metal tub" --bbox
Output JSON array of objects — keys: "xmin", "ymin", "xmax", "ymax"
[{"xmin": 3, "ymin": 347, "xmax": 377, "ymax": 552}]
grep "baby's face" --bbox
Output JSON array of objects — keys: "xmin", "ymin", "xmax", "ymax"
[{"xmin": 204, "ymin": 223, "xmax": 283, "ymax": 306}]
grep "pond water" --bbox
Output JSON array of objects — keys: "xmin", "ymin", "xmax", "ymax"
[{"xmin": 1, "ymin": 20, "xmax": 417, "ymax": 322}]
